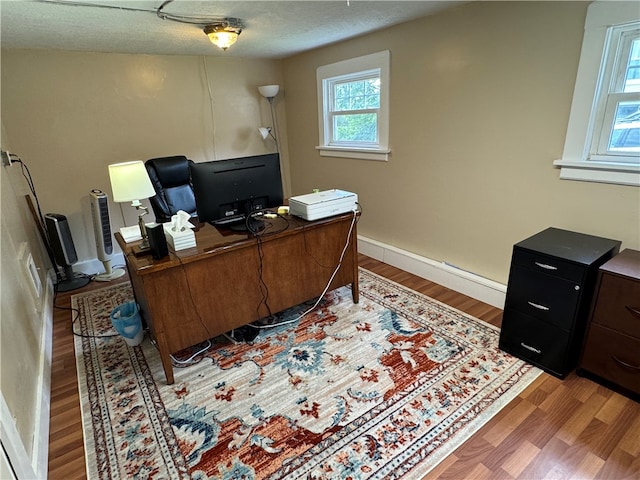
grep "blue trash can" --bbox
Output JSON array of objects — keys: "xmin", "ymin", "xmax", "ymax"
[{"xmin": 110, "ymin": 302, "xmax": 144, "ymax": 346}]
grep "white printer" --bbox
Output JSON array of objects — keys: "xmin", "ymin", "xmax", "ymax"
[{"xmin": 289, "ymin": 189, "xmax": 358, "ymax": 221}]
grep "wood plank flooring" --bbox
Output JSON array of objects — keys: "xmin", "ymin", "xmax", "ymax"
[{"xmin": 47, "ymin": 254, "xmax": 640, "ymax": 479}]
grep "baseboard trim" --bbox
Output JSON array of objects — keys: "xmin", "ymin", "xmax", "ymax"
[
  {"xmin": 357, "ymin": 236, "xmax": 507, "ymax": 309},
  {"xmin": 33, "ymin": 270, "xmax": 55, "ymax": 478}
]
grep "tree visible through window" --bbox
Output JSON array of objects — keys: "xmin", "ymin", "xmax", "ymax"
[{"xmin": 331, "ymin": 75, "xmax": 380, "ymax": 143}]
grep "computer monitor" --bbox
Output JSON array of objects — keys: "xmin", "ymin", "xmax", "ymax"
[{"xmin": 189, "ymin": 153, "xmax": 284, "ymax": 231}]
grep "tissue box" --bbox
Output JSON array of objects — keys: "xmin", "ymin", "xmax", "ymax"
[{"xmin": 163, "ymin": 225, "xmax": 196, "ymax": 251}]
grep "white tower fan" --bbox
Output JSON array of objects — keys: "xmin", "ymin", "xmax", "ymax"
[{"xmin": 90, "ymin": 189, "xmax": 126, "ymax": 281}]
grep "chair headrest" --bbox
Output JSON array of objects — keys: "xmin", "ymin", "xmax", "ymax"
[{"xmin": 145, "ymin": 156, "xmax": 192, "ymax": 188}]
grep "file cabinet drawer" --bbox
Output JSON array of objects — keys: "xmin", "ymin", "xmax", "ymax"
[
  {"xmin": 499, "ymin": 309, "xmax": 571, "ymax": 377},
  {"xmin": 506, "ymin": 265, "xmax": 581, "ymax": 331},
  {"xmin": 511, "ymin": 249, "xmax": 585, "ymax": 284},
  {"xmin": 580, "ymin": 324, "xmax": 640, "ymax": 396},
  {"xmin": 590, "ymin": 273, "xmax": 640, "ymax": 338}
]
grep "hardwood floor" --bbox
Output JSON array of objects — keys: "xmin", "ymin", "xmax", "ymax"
[{"xmin": 48, "ymin": 254, "xmax": 640, "ymax": 479}]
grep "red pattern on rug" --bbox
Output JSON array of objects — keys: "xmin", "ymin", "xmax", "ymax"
[{"xmin": 73, "ymin": 268, "xmax": 540, "ymax": 479}]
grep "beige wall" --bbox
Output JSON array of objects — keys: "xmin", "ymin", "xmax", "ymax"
[
  {"xmin": 1, "ymin": 122, "xmax": 52, "ymax": 469},
  {"xmin": 283, "ymin": 1, "xmax": 640, "ymax": 284},
  {"xmin": 1, "ymin": 49, "xmax": 286, "ymax": 473},
  {"xmin": 1, "ymin": 50, "xmax": 288, "ymax": 266}
]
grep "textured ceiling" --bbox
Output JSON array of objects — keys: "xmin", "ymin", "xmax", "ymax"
[{"xmin": 0, "ymin": 0, "xmax": 466, "ymax": 58}]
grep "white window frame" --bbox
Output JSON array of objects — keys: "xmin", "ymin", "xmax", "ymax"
[
  {"xmin": 554, "ymin": 1, "xmax": 640, "ymax": 186},
  {"xmin": 316, "ymin": 50, "xmax": 390, "ymax": 161}
]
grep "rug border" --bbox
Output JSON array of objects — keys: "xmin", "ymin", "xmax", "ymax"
[{"xmin": 72, "ymin": 288, "xmax": 110, "ymax": 480}]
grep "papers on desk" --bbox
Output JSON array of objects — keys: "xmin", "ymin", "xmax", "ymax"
[{"xmin": 119, "ymin": 225, "xmax": 142, "ymax": 243}]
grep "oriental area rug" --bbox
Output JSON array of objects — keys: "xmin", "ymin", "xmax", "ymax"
[{"xmin": 73, "ymin": 268, "xmax": 541, "ymax": 480}]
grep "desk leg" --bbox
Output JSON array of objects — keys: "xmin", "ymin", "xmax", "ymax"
[{"xmin": 155, "ymin": 335, "xmax": 175, "ymax": 385}]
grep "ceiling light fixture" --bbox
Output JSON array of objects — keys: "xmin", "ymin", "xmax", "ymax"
[{"xmin": 203, "ymin": 19, "xmax": 243, "ymax": 51}]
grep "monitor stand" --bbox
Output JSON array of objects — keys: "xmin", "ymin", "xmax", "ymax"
[
  {"xmin": 229, "ymin": 216, "xmax": 266, "ymax": 233},
  {"xmin": 211, "ymin": 216, "xmax": 266, "ymax": 233}
]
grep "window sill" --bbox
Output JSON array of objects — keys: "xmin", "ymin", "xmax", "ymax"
[
  {"xmin": 316, "ymin": 145, "xmax": 390, "ymax": 161},
  {"xmin": 553, "ymin": 159, "xmax": 640, "ymax": 186}
]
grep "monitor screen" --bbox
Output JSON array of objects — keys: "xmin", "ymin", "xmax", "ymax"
[{"xmin": 190, "ymin": 153, "xmax": 284, "ymax": 229}]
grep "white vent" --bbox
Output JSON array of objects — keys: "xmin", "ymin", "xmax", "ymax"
[
  {"xmin": 90, "ymin": 189, "xmax": 126, "ymax": 282},
  {"xmin": 90, "ymin": 189, "xmax": 113, "ymax": 261}
]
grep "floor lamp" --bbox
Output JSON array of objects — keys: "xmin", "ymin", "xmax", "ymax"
[{"xmin": 258, "ymin": 84, "xmax": 279, "ymax": 152}]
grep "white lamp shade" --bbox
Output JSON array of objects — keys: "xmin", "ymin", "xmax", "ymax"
[
  {"xmin": 258, "ymin": 85, "xmax": 279, "ymax": 98},
  {"xmin": 108, "ymin": 160, "xmax": 156, "ymax": 203},
  {"xmin": 258, "ymin": 127, "xmax": 271, "ymax": 140}
]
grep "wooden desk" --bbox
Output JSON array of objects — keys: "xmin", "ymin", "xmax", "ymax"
[{"xmin": 116, "ymin": 212, "xmax": 359, "ymax": 384}]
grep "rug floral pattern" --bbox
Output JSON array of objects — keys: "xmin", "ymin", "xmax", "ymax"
[{"xmin": 73, "ymin": 268, "xmax": 540, "ymax": 479}]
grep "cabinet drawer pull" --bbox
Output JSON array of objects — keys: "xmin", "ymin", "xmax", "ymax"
[
  {"xmin": 534, "ymin": 262, "xmax": 558, "ymax": 271},
  {"xmin": 527, "ymin": 301, "xmax": 550, "ymax": 311},
  {"xmin": 626, "ymin": 305, "xmax": 640, "ymax": 319},
  {"xmin": 611, "ymin": 355, "xmax": 640, "ymax": 372},
  {"xmin": 520, "ymin": 342, "xmax": 542, "ymax": 354}
]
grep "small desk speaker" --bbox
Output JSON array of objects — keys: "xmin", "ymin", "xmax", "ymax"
[{"xmin": 146, "ymin": 223, "xmax": 168, "ymax": 260}]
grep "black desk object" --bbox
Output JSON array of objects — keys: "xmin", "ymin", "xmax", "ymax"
[{"xmin": 499, "ymin": 227, "xmax": 621, "ymax": 378}]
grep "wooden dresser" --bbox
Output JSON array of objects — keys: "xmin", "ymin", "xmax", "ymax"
[{"xmin": 578, "ymin": 249, "xmax": 640, "ymax": 400}]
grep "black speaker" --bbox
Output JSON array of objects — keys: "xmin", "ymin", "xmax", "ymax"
[
  {"xmin": 146, "ymin": 223, "xmax": 168, "ymax": 260},
  {"xmin": 45, "ymin": 213, "xmax": 90, "ymax": 291}
]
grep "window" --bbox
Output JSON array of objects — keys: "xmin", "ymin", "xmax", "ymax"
[
  {"xmin": 554, "ymin": 2, "xmax": 640, "ymax": 186},
  {"xmin": 590, "ymin": 24, "xmax": 640, "ymax": 161},
  {"xmin": 317, "ymin": 51, "xmax": 390, "ymax": 161}
]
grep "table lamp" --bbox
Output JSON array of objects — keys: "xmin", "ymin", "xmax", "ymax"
[{"xmin": 108, "ymin": 160, "xmax": 156, "ymax": 251}]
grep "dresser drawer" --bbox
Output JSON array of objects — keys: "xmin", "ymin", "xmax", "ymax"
[
  {"xmin": 512, "ymin": 248, "xmax": 586, "ymax": 283},
  {"xmin": 591, "ymin": 274, "xmax": 640, "ymax": 338},
  {"xmin": 580, "ymin": 324, "xmax": 640, "ymax": 395},
  {"xmin": 499, "ymin": 309, "xmax": 571, "ymax": 376},
  {"xmin": 505, "ymin": 265, "xmax": 581, "ymax": 331}
]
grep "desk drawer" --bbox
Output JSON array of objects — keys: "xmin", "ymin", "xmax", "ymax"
[
  {"xmin": 591, "ymin": 274, "xmax": 640, "ymax": 338},
  {"xmin": 580, "ymin": 324, "xmax": 640, "ymax": 395},
  {"xmin": 512, "ymin": 249, "xmax": 585, "ymax": 283},
  {"xmin": 499, "ymin": 309, "xmax": 571, "ymax": 376},
  {"xmin": 506, "ymin": 265, "xmax": 581, "ymax": 331}
]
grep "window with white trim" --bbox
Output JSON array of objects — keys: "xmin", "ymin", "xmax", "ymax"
[
  {"xmin": 554, "ymin": 2, "xmax": 640, "ymax": 186},
  {"xmin": 316, "ymin": 51, "xmax": 390, "ymax": 161}
]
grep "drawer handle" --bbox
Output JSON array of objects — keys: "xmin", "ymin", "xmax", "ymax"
[
  {"xmin": 611, "ymin": 355, "xmax": 640, "ymax": 372},
  {"xmin": 534, "ymin": 262, "xmax": 558, "ymax": 271},
  {"xmin": 626, "ymin": 306, "xmax": 640, "ymax": 319},
  {"xmin": 520, "ymin": 342, "xmax": 542, "ymax": 354},
  {"xmin": 527, "ymin": 301, "xmax": 550, "ymax": 311}
]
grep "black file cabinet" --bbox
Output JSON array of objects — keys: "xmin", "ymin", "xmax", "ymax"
[{"xmin": 499, "ymin": 228, "xmax": 620, "ymax": 378}]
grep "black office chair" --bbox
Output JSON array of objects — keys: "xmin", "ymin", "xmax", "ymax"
[{"xmin": 144, "ymin": 155, "xmax": 197, "ymax": 223}]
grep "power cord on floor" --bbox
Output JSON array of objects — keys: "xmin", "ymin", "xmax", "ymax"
[
  {"xmin": 54, "ymin": 296, "xmax": 120, "ymax": 339},
  {"xmin": 248, "ymin": 208, "xmax": 359, "ymax": 331}
]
